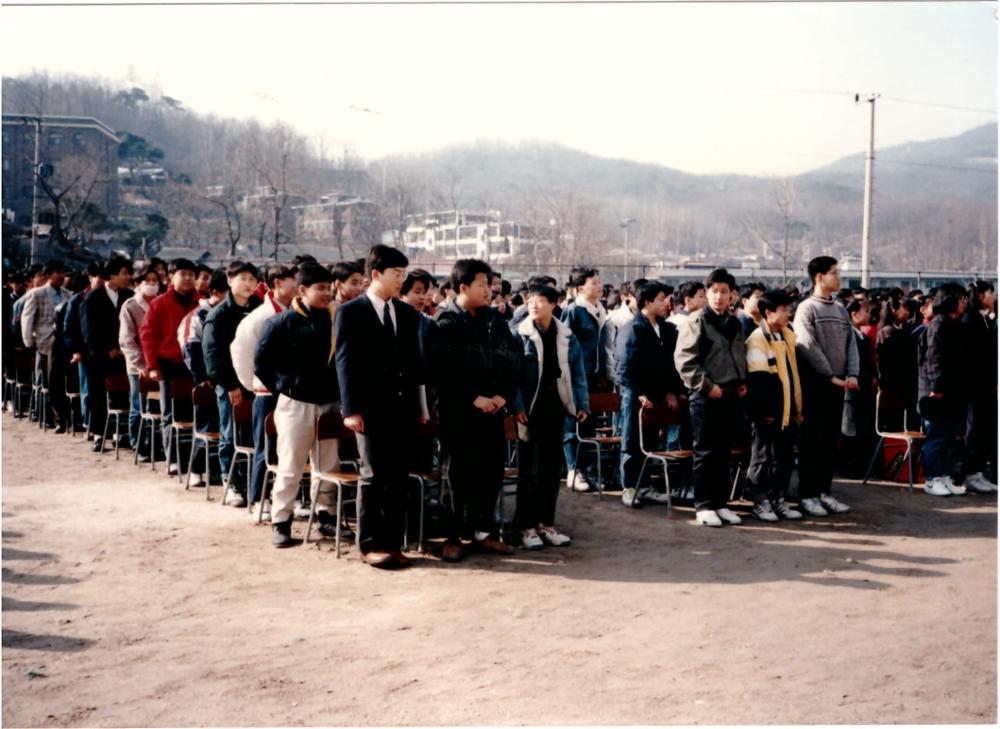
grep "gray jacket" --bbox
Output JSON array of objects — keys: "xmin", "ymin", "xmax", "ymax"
[
  {"xmin": 674, "ymin": 308, "xmax": 747, "ymax": 394},
  {"xmin": 792, "ymin": 295, "xmax": 859, "ymax": 379}
]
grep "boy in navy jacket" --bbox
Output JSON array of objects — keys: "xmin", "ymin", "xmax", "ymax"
[{"xmin": 615, "ymin": 282, "xmax": 684, "ymax": 508}]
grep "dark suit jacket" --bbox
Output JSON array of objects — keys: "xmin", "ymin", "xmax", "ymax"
[
  {"xmin": 334, "ymin": 295, "xmax": 424, "ymax": 431},
  {"xmin": 82, "ymin": 286, "xmax": 134, "ymax": 363}
]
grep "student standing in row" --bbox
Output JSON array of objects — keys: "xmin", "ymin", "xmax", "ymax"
[
  {"xmin": 336, "ymin": 245, "xmax": 426, "ymax": 568},
  {"xmin": 202, "ymin": 261, "xmax": 261, "ymax": 507},
  {"xmin": 615, "ymin": 281, "xmax": 685, "ymax": 508},
  {"xmin": 675, "ymin": 268, "xmax": 748, "ymax": 527},
  {"xmin": 792, "ymin": 256, "xmax": 858, "ymax": 517},
  {"xmin": 744, "ymin": 289, "xmax": 804, "ymax": 521},
  {"xmin": 254, "ymin": 262, "xmax": 343, "ymax": 548},
  {"xmin": 120, "ymin": 265, "xmax": 162, "ymax": 453},
  {"xmin": 428, "ymin": 259, "xmax": 520, "ymax": 562},
  {"xmin": 512, "ymin": 284, "xmax": 588, "ymax": 549}
]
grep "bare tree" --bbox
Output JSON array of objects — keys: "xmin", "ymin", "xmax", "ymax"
[
  {"xmin": 247, "ymin": 124, "xmax": 296, "ymax": 261},
  {"xmin": 744, "ymin": 179, "xmax": 799, "ymax": 285}
]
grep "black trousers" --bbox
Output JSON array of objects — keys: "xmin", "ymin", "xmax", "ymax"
[
  {"xmin": 798, "ymin": 375, "xmax": 845, "ymax": 498},
  {"xmin": 157, "ymin": 359, "xmax": 194, "ymax": 469},
  {"xmin": 515, "ymin": 388, "xmax": 566, "ymax": 529},
  {"xmin": 356, "ymin": 422, "xmax": 412, "ymax": 554},
  {"xmin": 689, "ymin": 391, "xmax": 743, "ymax": 510},
  {"xmin": 442, "ymin": 410, "xmax": 506, "ymax": 540},
  {"xmin": 36, "ymin": 351, "xmax": 68, "ymax": 427},
  {"xmin": 747, "ymin": 419, "xmax": 797, "ymax": 503},
  {"xmin": 965, "ymin": 397, "xmax": 998, "ymax": 480}
]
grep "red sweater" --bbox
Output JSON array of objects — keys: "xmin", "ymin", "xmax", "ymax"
[{"xmin": 140, "ymin": 285, "xmax": 200, "ymax": 369}]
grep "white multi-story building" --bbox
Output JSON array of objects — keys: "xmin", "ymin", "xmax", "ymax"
[{"xmin": 402, "ymin": 209, "xmax": 544, "ymax": 261}]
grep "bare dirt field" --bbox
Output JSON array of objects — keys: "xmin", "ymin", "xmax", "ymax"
[{"xmin": 2, "ymin": 413, "xmax": 997, "ymax": 727}]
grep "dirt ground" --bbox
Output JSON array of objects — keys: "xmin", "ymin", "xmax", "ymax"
[{"xmin": 1, "ymin": 413, "xmax": 997, "ymax": 727}]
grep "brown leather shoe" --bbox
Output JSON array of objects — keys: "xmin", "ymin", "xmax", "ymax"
[
  {"xmin": 471, "ymin": 535, "xmax": 514, "ymax": 555},
  {"xmin": 390, "ymin": 551, "xmax": 412, "ymax": 568},
  {"xmin": 362, "ymin": 551, "xmax": 395, "ymax": 568},
  {"xmin": 441, "ymin": 540, "xmax": 464, "ymax": 563}
]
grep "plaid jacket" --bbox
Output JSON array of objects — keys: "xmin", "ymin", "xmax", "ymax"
[{"xmin": 20, "ymin": 284, "xmax": 71, "ymax": 355}]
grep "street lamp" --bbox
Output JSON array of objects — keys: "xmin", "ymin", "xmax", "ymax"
[{"xmin": 620, "ymin": 217, "xmax": 636, "ymax": 283}]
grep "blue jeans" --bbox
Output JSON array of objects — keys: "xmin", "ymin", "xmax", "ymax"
[
  {"xmin": 923, "ymin": 415, "xmax": 961, "ymax": 480},
  {"xmin": 250, "ymin": 394, "xmax": 276, "ymax": 504},
  {"xmin": 128, "ymin": 374, "xmax": 141, "ymax": 448},
  {"xmin": 215, "ymin": 385, "xmax": 235, "ymax": 478},
  {"xmin": 79, "ymin": 362, "xmax": 90, "ymax": 428},
  {"xmin": 618, "ymin": 387, "xmax": 666, "ymax": 490}
]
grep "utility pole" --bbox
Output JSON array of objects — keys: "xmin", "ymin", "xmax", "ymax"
[
  {"xmin": 857, "ymin": 93, "xmax": 879, "ymax": 288},
  {"xmin": 29, "ymin": 117, "xmax": 41, "ymax": 266},
  {"xmin": 621, "ymin": 217, "xmax": 636, "ymax": 283}
]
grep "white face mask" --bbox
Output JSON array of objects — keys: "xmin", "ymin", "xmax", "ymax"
[{"xmin": 140, "ymin": 282, "xmax": 159, "ymax": 298}]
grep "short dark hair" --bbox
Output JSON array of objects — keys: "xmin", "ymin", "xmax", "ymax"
[
  {"xmin": 527, "ymin": 274, "xmax": 557, "ymax": 289},
  {"xmin": 366, "ymin": 245, "xmax": 409, "ymax": 275},
  {"xmin": 969, "ymin": 279, "xmax": 995, "ymax": 305},
  {"xmin": 292, "ymin": 254, "xmax": 317, "ymax": 266},
  {"xmin": 705, "ymin": 268, "xmax": 736, "ymax": 291},
  {"xmin": 933, "ymin": 282, "xmax": 967, "ymax": 316},
  {"xmin": 209, "ymin": 268, "xmax": 230, "ymax": 295},
  {"xmin": 134, "ymin": 264, "xmax": 158, "ymax": 283},
  {"xmin": 266, "ymin": 264, "xmax": 296, "ymax": 288},
  {"xmin": 527, "ymin": 284, "xmax": 559, "ymax": 305},
  {"xmin": 450, "ymin": 259, "xmax": 492, "ymax": 291},
  {"xmin": 677, "ymin": 281, "xmax": 704, "ymax": 304},
  {"xmin": 297, "ymin": 261, "xmax": 334, "ymax": 288},
  {"xmin": 195, "ymin": 264, "xmax": 213, "ymax": 277},
  {"xmin": 807, "ymin": 255, "xmax": 838, "ymax": 281},
  {"xmin": 103, "ymin": 256, "xmax": 133, "ymax": 279},
  {"xmin": 757, "ymin": 288, "xmax": 793, "ymax": 317},
  {"xmin": 330, "ymin": 260, "xmax": 364, "ymax": 283},
  {"xmin": 567, "ymin": 267, "xmax": 599, "ymax": 289},
  {"xmin": 636, "ymin": 281, "xmax": 668, "ymax": 308},
  {"xmin": 845, "ymin": 298, "xmax": 869, "ymax": 316},
  {"xmin": 226, "ymin": 260, "xmax": 258, "ymax": 279},
  {"xmin": 43, "ymin": 260, "xmax": 65, "ymax": 276},
  {"xmin": 740, "ymin": 281, "xmax": 766, "ymax": 301},
  {"xmin": 168, "ymin": 258, "xmax": 196, "ymax": 274},
  {"xmin": 148, "ymin": 257, "xmax": 166, "ymax": 269},
  {"xmin": 85, "ymin": 262, "xmax": 102, "ymax": 278},
  {"xmin": 402, "ymin": 268, "xmax": 434, "ymax": 296}
]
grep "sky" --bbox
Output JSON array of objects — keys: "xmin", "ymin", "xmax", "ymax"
[{"xmin": 1, "ymin": 1, "xmax": 996, "ymax": 177}]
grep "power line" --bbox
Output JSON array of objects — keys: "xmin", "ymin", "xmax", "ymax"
[{"xmin": 881, "ymin": 96, "xmax": 996, "ymax": 115}]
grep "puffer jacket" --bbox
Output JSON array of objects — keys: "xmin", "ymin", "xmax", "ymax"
[{"xmin": 512, "ymin": 317, "xmax": 588, "ymax": 417}]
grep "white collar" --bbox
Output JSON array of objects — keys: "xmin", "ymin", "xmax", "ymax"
[{"xmin": 574, "ymin": 294, "xmax": 606, "ymax": 323}]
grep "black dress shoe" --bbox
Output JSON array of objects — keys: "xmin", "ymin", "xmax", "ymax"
[
  {"xmin": 91, "ymin": 438, "xmax": 104, "ymax": 453},
  {"xmin": 272, "ymin": 519, "xmax": 294, "ymax": 548},
  {"xmin": 317, "ymin": 512, "xmax": 354, "ymax": 540},
  {"xmin": 53, "ymin": 424, "xmax": 67, "ymax": 435}
]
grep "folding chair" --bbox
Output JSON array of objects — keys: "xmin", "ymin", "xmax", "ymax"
[
  {"xmin": 64, "ymin": 365, "xmax": 82, "ymax": 437},
  {"xmin": 257, "ymin": 411, "xmax": 312, "ymax": 524},
  {"xmin": 7, "ymin": 350, "xmax": 35, "ymax": 419},
  {"xmin": 862, "ymin": 388, "xmax": 925, "ymax": 493},
  {"xmin": 307, "ymin": 411, "xmax": 360, "ymax": 556},
  {"xmin": 99, "ymin": 373, "xmax": 131, "ymax": 460},
  {"xmin": 633, "ymin": 401, "xmax": 695, "ymax": 513},
  {"xmin": 134, "ymin": 375, "xmax": 163, "ymax": 469},
  {"xmin": 497, "ymin": 415, "xmax": 520, "ymax": 534},
  {"xmin": 221, "ymin": 397, "xmax": 255, "ymax": 507},
  {"xmin": 166, "ymin": 379, "xmax": 194, "ymax": 484},
  {"xmin": 407, "ymin": 420, "xmax": 442, "ymax": 553},
  {"xmin": 571, "ymin": 391, "xmax": 623, "ymax": 499},
  {"xmin": 187, "ymin": 382, "xmax": 221, "ymax": 498}
]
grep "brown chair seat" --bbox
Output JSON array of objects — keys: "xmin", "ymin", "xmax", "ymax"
[
  {"xmin": 584, "ymin": 435, "xmax": 622, "ymax": 445},
  {"xmin": 314, "ymin": 470, "xmax": 360, "ymax": 483},
  {"xmin": 882, "ymin": 430, "xmax": 926, "ymax": 440},
  {"xmin": 172, "ymin": 420, "xmax": 194, "ymax": 429},
  {"xmin": 503, "ymin": 468, "xmax": 518, "ymax": 480},
  {"xmin": 195, "ymin": 432, "xmax": 220, "ymax": 441},
  {"xmin": 647, "ymin": 449, "xmax": 695, "ymax": 459}
]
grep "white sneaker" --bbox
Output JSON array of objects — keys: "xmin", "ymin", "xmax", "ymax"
[
  {"xmin": 799, "ymin": 497, "xmax": 828, "ymax": 517},
  {"xmin": 187, "ymin": 473, "xmax": 205, "ymax": 488},
  {"xmin": 752, "ymin": 500, "xmax": 779, "ymax": 522},
  {"xmin": 621, "ymin": 487, "xmax": 642, "ymax": 508},
  {"xmin": 965, "ymin": 472, "xmax": 997, "ymax": 494},
  {"xmin": 568, "ymin": 469, "xmax": 595, "ymax": 492},
  {"xmin": 923, "ymin": 478, "xmax": 951, "ymax": 497},
  {"xmin": 538, "ymin": 525, "xmax": 571, "ymax": 546},
  {"xmin": 940, "ymin": 476, "xmax": 966, "ymax": 496},
  {"xmin": 819, "ymin": 494, "xmax": 851, "ymax": 514},
  {"xmin": 293, "ymin": 500, "xmax": 310, "ymax": 519},
  {"xmin": 639, "ymin": 488, "xmax": 671, "ymax": 505},
  {"xmin": 251, "ymin": 501, "xmax": 272, "ymax": 523},
  {"xmin": 168, "ymin": 463, "xmax": 179, "ymax": 476},
  {"xmin": 772, "ymin": 498, "xmax": 803, "ymax": 520},
  {"xmin": 716, "ymin": 507, "xmax": 742, "ymax": 525},
  {"xmin": 695, "ymin": 509, "xmax": 723, "ymax": 527},
  {"xmin": 226, "ymin": 492, "xmax": 247, "ymax": 507},
  {"xmin": 521, "ymin": 528, "xmax": 543, "ymax": 550}
]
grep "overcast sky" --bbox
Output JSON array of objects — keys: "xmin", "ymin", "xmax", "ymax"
[{"xmin": 1, "ymin": 1, "xmax": 996, "ymax": 176}]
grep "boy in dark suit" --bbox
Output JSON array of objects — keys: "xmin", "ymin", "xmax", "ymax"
[{"xmin": 335, "ymin": 245, "xmax": 427, "ymax": 569}]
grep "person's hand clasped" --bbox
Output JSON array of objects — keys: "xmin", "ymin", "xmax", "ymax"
[{"xmin": 344, "ymin": 413, "xmax": 365, "ymax": 433}]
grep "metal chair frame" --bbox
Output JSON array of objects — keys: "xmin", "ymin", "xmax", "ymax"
[
  {"xmin": 99, "ymin": 373, "xmax": 131, "ymax": 460},
  {"xmin": 862, "ymin": 389, "xmax": 926, "ymax": 493},
  {"xmin": 134, "ymin": 375, "xmax": 163, "ymax": 470},
  {"xmin": 307, "ymin": 411, "xmax": 360, "ymax": 556},
  {"xmin": 221, "ymin": 397, "xmax": 255, "ymax": 507},
  {"xmin": 186, "ymin": 382, "xmax": 221, "ymax": 498},
  {"xmin": 571, "ymin": 391, "xmax": 623, "ymax": 500}
]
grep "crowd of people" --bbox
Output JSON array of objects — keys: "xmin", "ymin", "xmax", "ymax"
[{"xmin": 3, "ymin": 248, "xmax": 996, "ymax": 569}]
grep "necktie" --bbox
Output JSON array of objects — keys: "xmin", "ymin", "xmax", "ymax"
[{"xmin": 383, "ymin": 301, "xmax": 394, "ymax": 335}]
